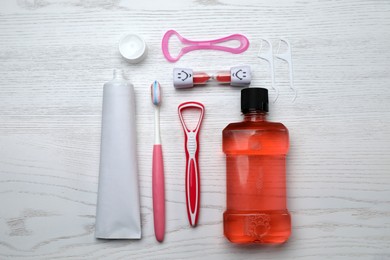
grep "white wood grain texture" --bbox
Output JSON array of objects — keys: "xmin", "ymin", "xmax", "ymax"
[{"xmin": 0, "ymin": 0, "xmax": 390, "ymax": 259}]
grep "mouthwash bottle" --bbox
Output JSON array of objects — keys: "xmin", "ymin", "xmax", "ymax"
[{"xmin": 223, "ymin": 88, "xmax": 291, "ymax": 244}]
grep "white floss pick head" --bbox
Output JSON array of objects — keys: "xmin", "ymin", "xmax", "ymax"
[{"xmin": 119, "ymin": 34, "xmax": 148, "ymax": 63}]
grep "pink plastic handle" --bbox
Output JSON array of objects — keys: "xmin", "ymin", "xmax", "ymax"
[
  {"xmin": 162, "ymin": 30, "xmax": 250, "ymax": 62},
  {"xmin": 153, "ymin": 144, "xmax": 165, "ymax": 241},
  {"xmin": 178, "ymin": 102, "xmax": 205, "ymax": 226}
]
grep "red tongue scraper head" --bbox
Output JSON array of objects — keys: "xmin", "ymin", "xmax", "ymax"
[
  {"xmin": 173, "ymin": 66, "xmax": 251, "ymax": 89},
  {"xmin": 178, "ymin": 102, "xmax": 205, "ymax": 227}
]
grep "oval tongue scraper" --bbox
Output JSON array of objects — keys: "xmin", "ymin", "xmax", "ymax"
[
  {"xmin": 162, "ymin": 30, "xmax": 249, "ymax": 62},
  {"xmin": 178, "ymin": 102, "xmax": 205, "ymax": 227}
]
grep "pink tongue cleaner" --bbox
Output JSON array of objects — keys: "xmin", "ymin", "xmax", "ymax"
[{"xmin": 161, "ymin": 29, "xmax": 250, "ymax": 62}]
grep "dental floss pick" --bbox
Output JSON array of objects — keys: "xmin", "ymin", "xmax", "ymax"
[{"xmin": 275, "ymin": 39, "xmax": 297, "ymax": 102}]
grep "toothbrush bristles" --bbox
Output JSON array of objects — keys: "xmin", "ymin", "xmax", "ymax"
[{"xmin": 151, "ymin": 80, "xmax": 161, "ymax": 106}]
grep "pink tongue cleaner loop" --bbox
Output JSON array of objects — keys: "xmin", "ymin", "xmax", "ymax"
[{"xmin": 162, "ymin": 30, "xmax": 250, "ymax": 62}]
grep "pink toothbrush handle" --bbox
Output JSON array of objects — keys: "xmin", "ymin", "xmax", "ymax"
[{"xmin": 153, "ymin": 144, "xmax": 165, "ymax": 242}]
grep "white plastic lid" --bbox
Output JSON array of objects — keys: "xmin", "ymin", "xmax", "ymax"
[{"xmin": 119, "ymin": 34, "xmax": 148, "ymax": 63}]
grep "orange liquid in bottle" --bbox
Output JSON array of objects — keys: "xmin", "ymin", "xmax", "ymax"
[{"xmin": 223, "ymin": 88, "xmax": 291, "ymax": 244}]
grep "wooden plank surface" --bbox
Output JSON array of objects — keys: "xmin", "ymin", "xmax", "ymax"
[{"xmin": 0, "ymin": 0, "xmax": 390, "ymax": 259}]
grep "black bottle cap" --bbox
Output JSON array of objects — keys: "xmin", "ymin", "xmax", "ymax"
[{"xmin": 241, "ymin": 87, "xmax": 269, "ymax": 113}]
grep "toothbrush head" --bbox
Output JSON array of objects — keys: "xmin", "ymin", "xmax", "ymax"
[{"xmin": 151, "ymin": 80, "xmax": 161, "ymax": 106}]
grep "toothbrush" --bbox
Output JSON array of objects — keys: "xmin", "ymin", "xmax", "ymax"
[{"xmin": 151, "ymin": 81, "xmax": 165, "ymax": 242}]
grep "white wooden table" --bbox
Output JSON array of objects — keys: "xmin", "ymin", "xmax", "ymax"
[{"xmin": 1, "ymin": 0, "xmax": 390, "ymax": 259}]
